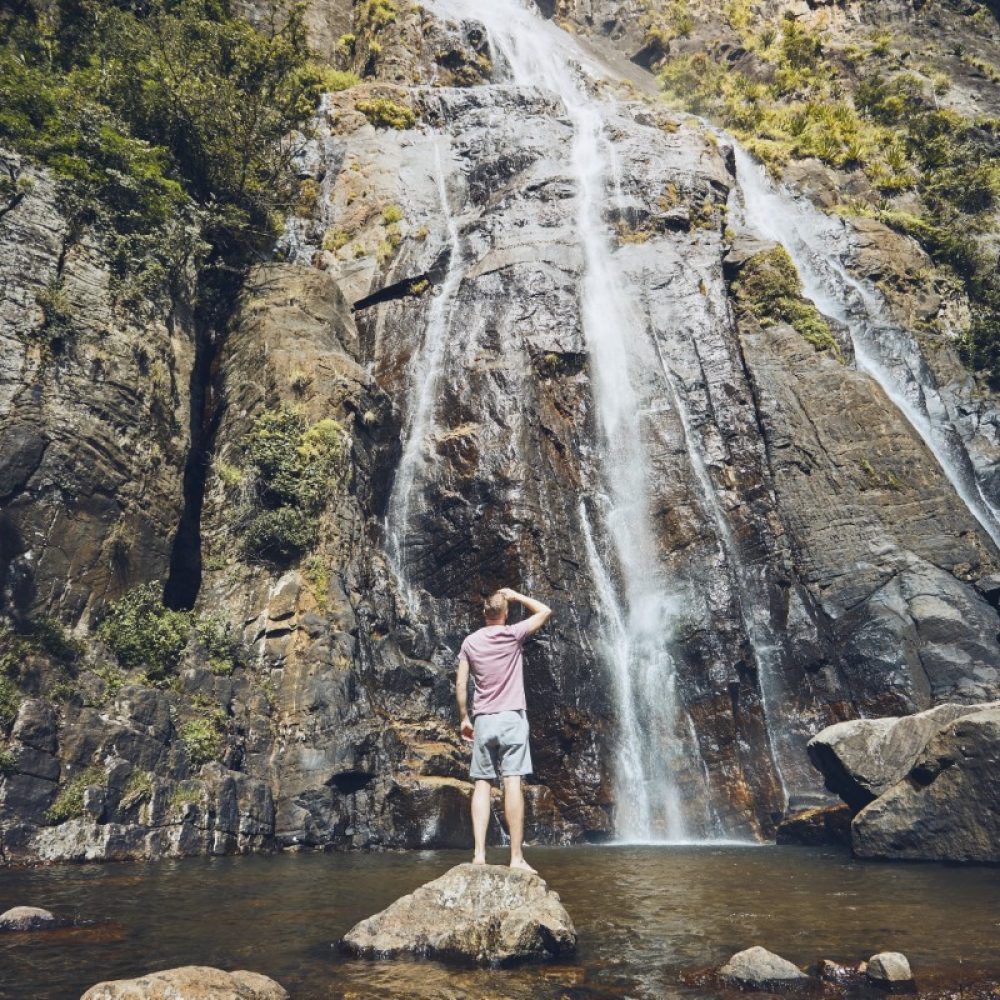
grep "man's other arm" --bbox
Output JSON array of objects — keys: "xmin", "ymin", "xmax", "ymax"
[
  {"xmin": 500, "ymin": 588, "xmax": 552, "ymax": 636},
  {"xmin": 456, "ymin": 655, "xmax": 474, "ymax": 741}
]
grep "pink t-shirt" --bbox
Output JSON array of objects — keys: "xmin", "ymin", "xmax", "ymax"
[{"xmin": 460, "ymin": 620, "xmax": 533, "ymax": 716}]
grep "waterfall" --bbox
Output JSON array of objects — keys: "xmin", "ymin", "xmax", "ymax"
[
  {"xmin": 731, "ymin": 147, "xmax": 1000, "ymax": 549},
  {"xmin": 385, "ymin": 141, "xmax": 466, "ymax": 600},
  {"xmin": 430, "ymin": 0, "xmax": 717, "ymax": 841}
]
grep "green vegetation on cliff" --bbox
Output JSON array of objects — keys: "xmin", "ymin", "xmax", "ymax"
[
  {"xmin": 230, "ymin": 409, "xmax": 346, "ymax": 566},
  {"xmin": 0, "ymin": 0, "xmax": 329, "ymax": 309},
  {"xmin": 651, "ymin": 5, "xmax": 1000, "ymax": 382},
  {"xmin": 0, "ymin": 618, "xmax": 83, "ymax": 718},
  {"xmin": 731, "ymin": 246, "xmax": 842, "ymax": 360},
  {"xmin": 98, "ymin": 584, "xmax": 244, "ymax": 681},
  {"xmin": 179, "ymin": 710, "xmax": 227, "ymax": 766},
  {"xmin": 45, "ymin": 766, "xmax": 105, "ymax": 823}
]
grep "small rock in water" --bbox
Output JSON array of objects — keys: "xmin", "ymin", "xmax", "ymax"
[
  {"xmin": 0, "ymin": 906, "xmax": 62, "ymax": 932},
  {"xmin": 817, "ymin": 959, "xmax": 860, "ymax": 984},
  {"xmin": 339, "ymin": 862, "xmax": 576, "ymax": 966},
  {"xmin": 867, "ymin": 952, "xmax": 914, "ymax": 988},
  {"xmin": 719, "ymin": 947, "xmax": 811, "ymax": 990},
  {"xmin": 80, "ymin": 966, "xmax": 288, "ymax": 999}
]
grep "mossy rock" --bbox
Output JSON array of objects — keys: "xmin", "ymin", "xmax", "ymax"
[{"xmin": 731, "ymin": 246, "xmax": 843, "ymax": 360}]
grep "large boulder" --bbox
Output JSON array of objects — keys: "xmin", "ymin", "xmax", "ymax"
[
  {"xmin": 79, "ymin": 967, "xmax": 288, "ymax": 1000},
  {"xmin": 339, "ymin": 863, "xmax": 576, "ymax": 965},
  {"xmin": 807, "ymin": 702, "xmax": 1000, "ymax": 811},
  {"xmin": 851, "ymin": 709, "xmax": 1000, "ymax": 863},
  {"xmin": 718, "ymin": 946, "xmax": 810, "ymax": 989},
  {"xmin": 0, "ymin": 906, "xmax": 62, "ymax": 931}
]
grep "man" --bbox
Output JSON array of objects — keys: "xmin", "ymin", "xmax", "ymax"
[{"xmin": 456, "ymin": 586, "xmax": 552, "ymax": 872}]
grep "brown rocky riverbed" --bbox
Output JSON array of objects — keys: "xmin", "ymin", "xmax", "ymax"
[{"xmin": 1, "ymin": 845, "xmax": 998, "ymax": 1000}]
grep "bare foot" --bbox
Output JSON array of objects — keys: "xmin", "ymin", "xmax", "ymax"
[
  {"xmin": 472, "ymin": 855, "xmax": 487, "ymax": 865},
  {"xmin": 509, "ymin": 857, "xmax": 537, "ymax": 874}
]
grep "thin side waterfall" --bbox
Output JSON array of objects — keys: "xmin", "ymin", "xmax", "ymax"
[
  {"xmin": 732, "ymin": 146, "xmax": 1000, "ymax": 550},
  {"xmin": 649, "ymin": 329, "xmax": 791, "ymax": 807},
  {"xmin": 431, "ymin": 0, "xmax": 710, "ymax": 841},
  {"xmin": 385, "ymin": 141, "xmax": 466, "ymax": 599}
]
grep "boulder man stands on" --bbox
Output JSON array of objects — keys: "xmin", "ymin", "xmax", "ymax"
[{"xmin": 456, "ymin": 587, "xmax": 552, "ymax": 872}]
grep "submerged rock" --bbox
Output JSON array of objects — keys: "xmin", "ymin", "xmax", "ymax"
[
  {"xmin": 718, "ymin": 946, "xmax": 810, "ymax": 989},
  {"xmin": 866, "ymin": 952, "xmax": 914, "ymax": 988},
  {"xmin": 775, "ymin": 804, "xmax": 851, "ymax": 846},
  {"xmin": 852, "ymin": 709, "xmax": 1000, "ymax": 863},
  {"xmin": 0, "ymin": 906, "xmax": 62, "ymax": 932},
  {"xmin": 339, "ymin": 863, "xmax": 576, "ymax": 965},
  {"xmin": 807, "ymin": 703, "xmax": 1000, "ymax": 812},
  {"xmin": 79, "ymin": 966, "xmax": 288, "ymax": 1000},
  {"xmin": 817, "ymin": 959, "xmax": 860, "ymax": 984}
]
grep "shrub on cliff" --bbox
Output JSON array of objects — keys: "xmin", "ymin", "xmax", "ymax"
[
  {"xmin": 356, "ymin": 96, "xmax": 418, "ymax": 129},
  {"xmin": 179, "ymin": 713, "xmax": 227, "ymax": 767},
  {"xmin": 97, "ymin": 585, "xmax": 244, "ymax": 680},
  {"xmin": 0, "ymin": 677, "xmax": 20, "ymax": 729},
  {"xmin": 0, "ymin": 618, "xmax": 82, "ymax": 680},
  {"xmin": 0, "ymin": 0, "xmax": 328, "ymax": 309},
  {"xmin": 234, "ymin": 409, "xmax": 346, "ymax": 566},
  {"xmin": 45, "ymin": 766, "xmax": 105, "ymax": 823},
  {"xmin": 97, "ymin": 584, "xmax": 192, "ymax": 681},
  {"xmin": 731, "ymin": 247, "xmax": 842, "ymax": 360}
]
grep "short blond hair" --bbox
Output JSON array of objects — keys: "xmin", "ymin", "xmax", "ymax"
[{"xmin": 483, "ymin": 591, "xmax": 508, "ymax": 620}]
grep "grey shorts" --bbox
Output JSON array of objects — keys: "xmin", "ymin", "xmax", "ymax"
[{"xmin": 470, "ymin": 709, "xmax": 533, "ymax": 780}]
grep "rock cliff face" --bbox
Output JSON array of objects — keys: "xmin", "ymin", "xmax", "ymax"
[
  {"xmin": 0, "ymin": 149, "xmax": 196, "ymax": 624},
  {"xmin": 2, "ymin": 0, "xmax": 1000, "ymax": 861}
]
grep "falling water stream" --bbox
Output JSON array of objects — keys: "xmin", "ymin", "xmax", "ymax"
[
  {"xmin": 405, "ymin": 0, "xmax": 1000, "ymax": 841},
  {"xmin": 385, "ymin": 140, "xmax": 466, "ymax": 600},
  {"xmin": 731, "ymin": 147, "xmax": 1000, "ymax": 548},
  {"xmin": 429, "ymin": 0, "xmax": 726, "ymax": 841}
]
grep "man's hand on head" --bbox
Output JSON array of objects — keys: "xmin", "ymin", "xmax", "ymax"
[{"xmin": 499, "ymin": 587, "xmax": 518, "ymax": 602}]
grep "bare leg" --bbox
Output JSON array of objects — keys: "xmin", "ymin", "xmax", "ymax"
[
  {"xmin": 503, "ymin": 775, "xmax": 536, "ymax": 872},
  {"xmin": 471, "ymin": 779, "xmax": 491, "ymax": 864}
]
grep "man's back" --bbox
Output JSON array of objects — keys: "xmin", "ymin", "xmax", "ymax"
[
  {"xmin": 460, "ymin": 620, "xmax": 532, "ymax": 716},
  {"xmin": 455, "ymin": 588, "xmax": 552, "ymax": 872}
]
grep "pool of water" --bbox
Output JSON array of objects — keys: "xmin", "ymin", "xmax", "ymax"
[{"xmin": 2, "ymin": 845, "xmax": 999, "ymax": 999}]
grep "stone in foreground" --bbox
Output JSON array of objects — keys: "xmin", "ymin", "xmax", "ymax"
[
  {"xmin": 0, "ymin": 906, "xmax": 62, "ymax": 932},
  {"xmin": 718, "ymin": 947, "xmax": 810, "ymax": 990},
  {"xmin": 339, "ymin": 863, "xmax": 576, "ymax": 965},
  {"xmin": 79, "ymin": 966, "xmax": 288, "ymax": 999},
  {"xmin": 866, "ymin": 952, "xmax": 914, "ymax": 988}
]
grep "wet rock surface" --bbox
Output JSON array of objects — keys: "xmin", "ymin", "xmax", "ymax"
[
  {"xmin": 79, "ymin": 966, "xmax": 289, "ymax": 1000},
  {"xmin": 774, "ymin": 804, "xmax": 851, "ymax": 847},
  {"xmin": 340, "ymin": 862, "xmax": 577, "ymax": 965},
  {"xmin": 817, "ymin": 959, "xmax": 862, "ymax": 985},
  {"xmin": 718, "ymin": 946, "xmax": 810, "ymax": 989}
]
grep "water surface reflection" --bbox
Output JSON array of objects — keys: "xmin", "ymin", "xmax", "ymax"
[{"xmin": 2, "ymin": 845, "xmax": 998, "ymax": 999}]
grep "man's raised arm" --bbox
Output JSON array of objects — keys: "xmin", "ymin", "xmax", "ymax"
[{"xmin": 500, "ymin": 587, "xmax": 552, "ymax": 636}]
